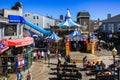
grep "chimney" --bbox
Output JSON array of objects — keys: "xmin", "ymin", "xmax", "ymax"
[{"xmin": 107, "ymin": 14, "xmax": 111, "ymax": 19}]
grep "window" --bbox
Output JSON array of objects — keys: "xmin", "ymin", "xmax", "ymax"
[
  {"xmin": 37, "ymin": 23, "xmax": 39, "ymax": 26},
  {"xmin": 118, "ymin": 24, "xmax": 120, "ymax": 30},
  {"xmin": 84, "ymin": 21, "xmax": 86, "ymax": 25},
  {"xmin": 33, "ymin": 16, "xmax": 35, "ymax": 19},
  {"xmin": 103, "ymin": 24, "xmax": 105, "ymax": 30},
  {"xmin": 111, "ymin": 24, "xmax": 114, "ymax": 32},
  {"xmin": 37, "ymin": 16, "xmax": 39, "ymax": 19},
  {"xmin": 4, "ymin": 25, "xmax": 17, "ymax": 36},
  {"xmin": 25, "ymin": 14, "xmax": 27, "ymax": 17},
  {"xmin": 108, "ymin": 24, "xmax": 111, "ymax": 31}
]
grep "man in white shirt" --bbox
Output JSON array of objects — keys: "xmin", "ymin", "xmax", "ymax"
[
  {"xmin": 41, "ymin": 51, "xmax": 44, "ymax": 63},
  {"xmin": 47, "ymin": 50, "xmax": 50, "ymax": 67}
]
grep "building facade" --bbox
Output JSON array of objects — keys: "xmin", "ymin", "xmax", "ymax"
[
  {"xmin": 102, "ymin": 14, "xmax": 120, "ymax": 36},
  {"xmin": 102, "ymin": 14, "xmax": 120, "ymax": 55},
  {"xmin": 77, "ymin": 11, "xmax": 90, "ymax": 32},
  {"xmin": 24, "ymin": 13, "xmax": 56, "ymax": 35}
]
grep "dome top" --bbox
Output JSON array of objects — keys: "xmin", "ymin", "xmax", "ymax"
[{"xmin": 15, "ymin": 2, "xmax": 22, "ymax": 8}]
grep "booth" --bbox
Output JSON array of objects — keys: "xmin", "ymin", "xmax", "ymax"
[{"xmin": 0, "ymin": 37, "xmax": 34, "ymax": 73}]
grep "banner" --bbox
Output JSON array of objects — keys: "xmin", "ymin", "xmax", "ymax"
[
  {"xmin": 66, "ymin": 40, "xmax": 70, "ymax": 56},
  {"xmin": 0, "ymin": 39, "xmax": 8, "ymax": 50},
  {"xmin": 16, "ymin": 57, "xmax": 26, "ymax": 68}
]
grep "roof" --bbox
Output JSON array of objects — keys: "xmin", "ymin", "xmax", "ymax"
[
  {"xmin": 57, "ymin": 9, "xmax": 81, "ymax": 28},
  {"xmin": 103, "ymin": 14, "xmax": 120, "ymax": 23},
  {"xmin": 8, "ymin": 37, "xmax": 34, "ymax": 47},
  {"xmin": 77, "ymin": 11, "xmax": 90, "ymax": 17}
]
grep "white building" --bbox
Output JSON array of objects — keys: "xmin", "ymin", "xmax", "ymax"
[
  {"xmin": 0, "ymin": 2, "xmax": 23, "ymax": 40},
  {"xmin": 24, "ymin": 13, "xmax": 56, "ymax": 34}
]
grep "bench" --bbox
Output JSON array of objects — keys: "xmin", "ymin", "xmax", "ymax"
[
  {"xmin": 57, "ymin": 72, "xmax": 82, "ymax": 79},
  {"xmin": 57, "ymin": 64, "xmax": 82, "ymax": 80},
  {"xmin": 96, "ymin": 75, "xmax": 118, "ymax": 80},
  {"xmin": 57, "ymin": 64, "xmax": 76, "ymax": 68},
  {"xmin": 86, "ymin": 69, "xmax": 110, "ymax": 76}
]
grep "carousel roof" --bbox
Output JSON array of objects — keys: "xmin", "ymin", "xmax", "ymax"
[{"xmin": 57, "ymin": 9, "xmax": 82, "ymax": 28}]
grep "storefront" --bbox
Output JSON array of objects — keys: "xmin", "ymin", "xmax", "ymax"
[
  {"xmin": 0, "ymin": 39, "xmax": 9, "ymax": 74},
  {"xmin": 0, "ymin": 37, "xmax": 34, "ymax": 73}
]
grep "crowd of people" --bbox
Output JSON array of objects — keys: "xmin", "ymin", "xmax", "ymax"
[
  {"xmin": 32, "ymin": 49, "xmax": 51, "ymax": 64},
  {"xmin": 83, "ymin": 56, "xmax": 106, "ymax": 70}
]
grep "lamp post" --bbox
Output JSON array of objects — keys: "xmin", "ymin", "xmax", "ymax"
[{"xmin": 112, "ymin": 48, "xmax": 117, "ymax": 80}]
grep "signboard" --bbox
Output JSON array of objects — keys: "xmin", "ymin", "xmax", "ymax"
[
  {"xmin": 66, "ymin": 40, "xmax": 70, "ymax": 56},
  {"xmin": 16, "ymin": 57, "xmax": 26, "ymax": 68}
]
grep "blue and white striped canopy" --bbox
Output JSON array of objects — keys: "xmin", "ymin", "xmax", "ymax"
[
  {"xmin": 67, "ymin": 29, "xmax": 82, "ymax": 37},
  {"xmin": 57, "ymin": 9, "xmax": 81, "ymax": 28},
  {"xmin": 46, "ymin": 32, "xmax": 60, "ymax": 40}
]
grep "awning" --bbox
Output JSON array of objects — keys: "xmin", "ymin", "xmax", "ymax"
[
  {"xmin": 8, "ymin": 37, "xmax": 34, "ymax": 47},
  {"xmin": 0, "ymin": 47, "xmax": 9, "ymax": 54}
]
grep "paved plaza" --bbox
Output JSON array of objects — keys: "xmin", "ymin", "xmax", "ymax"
[{"xmin": 9, "ymin": 50, "xmax": 119, "ymax": 80}]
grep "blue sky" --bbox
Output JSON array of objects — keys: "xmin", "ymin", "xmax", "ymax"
[{"xmin": 0, "ymin": 0, "xmax": 120, "ymax": 21}]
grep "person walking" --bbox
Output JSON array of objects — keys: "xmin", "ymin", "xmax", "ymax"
[
  {"xmin": 41, "ymin": 50, "xmax": 45, "ymax": 63},
  {"xmin": 26, "ymin": 69, "xmax": 32, "ymax": 80},
  {"xmin": 33, "ymin": 51, "xmax": 37, "ymax": 61},
  {"xmin": 37, "ymin": 50, "xmax": 41, "ymax": 60},
  {"xmin": 17, "ymin": 70, "xmax": 22, "ymax": 80},
  {"xmin": 47, "ymin": 49, "xmax": 50, "ymax": 67},
  {"xmin": 57, "ymin": 53, "xmax": 62, "ymax": 65},
  {"xmin": 83, "ymin": 56, "xmax": 87, "ymax": 68}
]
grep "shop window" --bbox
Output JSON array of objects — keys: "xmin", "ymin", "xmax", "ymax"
[{"xmin": 4, "ymin": 25, "xmax": 17, "ymax": 36}]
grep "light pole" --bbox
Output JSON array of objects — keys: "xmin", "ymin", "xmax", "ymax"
[{"xmin": 112, "ymin": 48, "xmax": 117, "ymax": 80}]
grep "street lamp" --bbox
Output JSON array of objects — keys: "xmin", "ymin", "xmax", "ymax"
[{"xmin": 112, "ymin": 48, "xmax": 117, "ymax": 80}]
